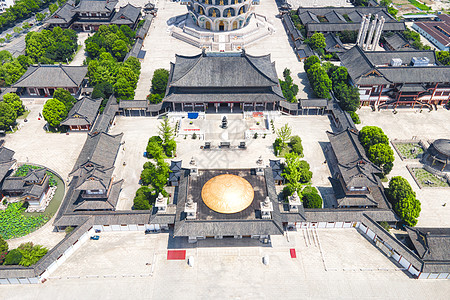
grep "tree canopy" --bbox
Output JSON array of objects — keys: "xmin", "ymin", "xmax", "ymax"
[
  {"xmin": 279, "ymin": 68, "xmax": 299, "ymax": 103},
  {"xmin": 133, "ymin": 186, "xmax": 152, "ymax": 210},
  {"xmin": 367, "ymin": 143, "xmax": 394, "ymax": 167},
  {"xmin": 25, "ymin": 27, "xmax": 78, "ymax": 63},
  {"xmin": 42, "ymin": 98, "xmax": 67, "ymax": 128},
  {"xmin": 85, "ymin": 25, "xmax": 134, "ymax": 62},
  {"xmin": 88, "ymin": 55, "xmax": 141, "ymax": 100},
  {"xmin": 2, "ymin": 92, "xmax": 24, "ymax": 115},
  {"xmin": 307, "ymin": 62, "xmax": 332, "ymax": 99},
  {"xmin": 0, "ymin": 0, "xmax": 53, "ymax": 32},
  {"xmin": 0, "ymin": 102, "xmax": 17, "ymax": 131},
  {"xmin": 359, "ymin": 126, "xmax": 389, "ymax": 149},
  {"xmin": 140, "ymin": 159, "xmax": 170, "ymax": 195},
  {"xmin": 282, "ymin": 152, "xmax": 313, "ymax": 192},
  {"xmin": 304, "ymin": 55, "xmax": 320, "ymax": 73},
  {"xmin": 302, "ymin": 191, "xmax": 322, "ymax": 208},
  {"xmin": 151, "ymin": 68, "xmax": 169, "ymax": 96},
  {"xmin": 310, "ymin": 32, "xmax": 326, "ymax": 51},
  {"xmin": 53, "ymin": 88, "xmax": 76, "ymax": 113},
  {"xmin": 386, "ymin": 176, "xmax": 421, "ymax": 226}
]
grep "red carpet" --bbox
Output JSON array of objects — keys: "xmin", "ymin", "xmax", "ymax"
[
  {"xmin": 290, "ymin": 249, "xmax": 297, "ymax": 258},
  {"xmin": 167, "ymin": 250, "xmax": 186, "ymax": 260}
]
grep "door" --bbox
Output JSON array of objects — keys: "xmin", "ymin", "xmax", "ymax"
[{"xmin": 219, "ymin": 21, "xmax": 224, "ymax": 31}]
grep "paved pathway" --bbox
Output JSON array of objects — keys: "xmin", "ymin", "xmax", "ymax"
[{"xmin": 357, "ymin": 107, "xmax": 450, "ymax": 227}]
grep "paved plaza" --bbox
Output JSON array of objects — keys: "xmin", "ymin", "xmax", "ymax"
[
  {"xmin": 134, "ymin": 0, "xmax": 314, "ymax": 100},
  {"xmin": 109, "ymin": 114, "xmax": 334, "ymax": 210},
  {"xmin": 2, "ymin": 230, "xmax": 450, "ymax": 299},
  {"xmin": 2, "ymin": 103, "xmax": 87, "ymax": 181},
  {"xmin": 357, "ymin": 108, "xmax": 450, "ymax": 227}
]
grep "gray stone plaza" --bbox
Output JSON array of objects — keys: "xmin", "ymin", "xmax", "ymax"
[{"xmin": 1, "ymin": 0, "xmax": 450, "ymax": 297}]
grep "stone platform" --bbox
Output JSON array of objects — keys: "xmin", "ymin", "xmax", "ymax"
[{"xmin": 170, "ymin": 13, "xmax": 275, "ymax": 51}]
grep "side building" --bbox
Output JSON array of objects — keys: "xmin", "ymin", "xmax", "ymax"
[
  {"xmin": 12, "ymin": 64, "xmax": 88, "ymax": 97},
  {"xmin": 61, "ymin": 97, "xmax": 102, "ymax": 131},
  {"xmin": 297, "ymin": 6, "xmax": 405, "ymax": 37},
  {"xmin": 46, "ymin": 0, "xmax": 141, "ymax": 31},
  {"xmin": 339, "ymin": 46, "xmax": 450, "ymax": 108},
  {"xmin": 412, "ymin": 14, "xmax": 450, "ymax": 51},
  {"xmin": 326, "ymin": 128, "xmax": 391, "ymax": 209}
]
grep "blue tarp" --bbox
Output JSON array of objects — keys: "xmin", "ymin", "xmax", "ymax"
[{"xmin": 188, "ymin": 112, "xmax": 199, "ymax": 119}]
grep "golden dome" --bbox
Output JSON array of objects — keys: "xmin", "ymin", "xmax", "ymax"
[{"xmin": 201, "ymin": 174, "xmax": 254, "ymax": 214}]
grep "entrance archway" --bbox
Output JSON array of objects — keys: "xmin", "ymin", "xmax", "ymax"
[
  {"xmin": 205, "ymin": 21, "xmax": 211, "ymax": 30},
  {"xmin": 219, "ymin": 21, "xmax": 225, "ymax": 31}
]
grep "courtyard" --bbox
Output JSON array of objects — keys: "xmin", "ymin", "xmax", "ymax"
[
  {"xmin": 2, "ymin": 230, "xmax": 450, "ymax": 299},
  {"xmin": 109, "ymin": 113, "xmax": 334, "ymax": 210},
  {"xmin": 134, "ymin": 0, "xmax": 314, "ymax": 100},
  {"xmin": 357, "ymin": 108, "xmax": 450, "ymax": 227}
]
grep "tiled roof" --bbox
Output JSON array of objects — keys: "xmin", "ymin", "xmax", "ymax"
[{"xmin": 13, "ymin": 65, "xmax": 87, "ymax": 88}]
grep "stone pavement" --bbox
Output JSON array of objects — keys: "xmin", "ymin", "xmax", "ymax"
[
  {"xmin": 357, "ymin": 108, "xmax": 450, "ymax": 227},
  {"xmin": 2, "ymin": 230, "xmax": 449, "ymax": 299},
  {"xmin": 134, "ymin": 0, "xmax": 200, "ymax": 100},
  {"xmin": 69, "ymin": 32, "xmax": 90, "ymax": 66},
  {"xmin": 241, "ymin": 0, "xmax": 314, "ymax": 99},
  {"xmin": 134, "ymin": 0, "xmax": 316, "ymax": 100},
  {"xmin": 110, "ymin": 113, "xmax": 334, "ymax": 210},
  {"xmin": 3, "ymin": 103, "xmax": 87, "ymax": 181}
]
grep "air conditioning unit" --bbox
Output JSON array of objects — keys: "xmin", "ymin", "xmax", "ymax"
[
  {"xmin": 411, "ymin": 57, "xmax": 430, "ymax": 66},
  {"xmin": 390, "ymin": 58, "xmax": 402, "ymax": 66}
]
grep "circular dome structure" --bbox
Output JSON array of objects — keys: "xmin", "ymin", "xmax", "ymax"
[
  {"xmin": 431, "ymin": 139, "xmax": 450, "ymax": 158},
  {"xmin": 201, "ymin": 174, "xmax": 254, "ymax": 214},
  {"xmin": 187, "ymin": 0, "xmax": 254, "ymax": 31}
]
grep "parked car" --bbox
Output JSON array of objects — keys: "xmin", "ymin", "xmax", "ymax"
[{"xmin": 90, "ymin": 235, "xmax": 100, "ymax": 240}]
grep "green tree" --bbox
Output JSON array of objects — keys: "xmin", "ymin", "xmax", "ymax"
[
  {"xmin": 18, "ymin": 243, "xmax": 48, "ymax": 267},
  {"xmin": 282, "ymin": 152, "xmax": 313, "ymax": 190},
  {"xmin": 386, "ymin": 176, "xmax": 416, "ymax": 205},
  {"xmin": 146, "ymin": 136, "xmax": 165, "ymax": 159},
  {"xmin": 151, "ymin": 68, "xmax": 169, "ymax": 95},
  {"xmin": 358, "ymin": 126, "xmax": 389, "ymax": 149},
  {"xmin": 158, "ymin": 117, "xmax": 174, "ymax": 145},
  {"xmin": 310, "ymin": 32, "xmax": 326, "ymax": 50},
  {"xmin": 394, "ymin": 195, "xmax": 421, "ymax": 227},
  {"xmin": 117, "ymin": 66, "xmax": 138, "ymax": 87},
  {"xmin": 276, "ymin": 123, "xmax": 292, "ymax": 148},
  {"xmin": 0, "ymin": 102, "xmax": 17, "ymax": 130},
  {"xmin": 13, "ymin": 27, "xmax": 22, "ymax": 35},
  {"xmin": 303, "ymin": 192, "xmax": 322, "ymax": 208},
  {"xmin": 289, "ymin": 135, "xmax": 303, "ymax": 157},
  {"xmin": 22, "ymin": 22, "xmax": 31, "ymax": 31},
  {"xmin": 147, "ymin": 93, "xmax": 163, "ymax": 104},
  {"xmin": 279, "ymin": 68, "xmax": 299, "ymax": 103},
  {"xmin": 36, "ymin": 12, "xmax": 48, "ymax": 23},
  {"xmin": 112, "ymin": 39, "xmax": 128, "ymax": 61},
  {"xmin": 330, "ymin": 67, "xmax": 348, "ymax": 85},
  {"xmin": 307, "ymin": 62, "xmax": 332, "ymax": 99},
  {"xmin": 5, "ymin": 34, "xmax": 12, "ymax": 42},
  {"xmin": 49, "ymin": 3, "xmax": 58, "ymax": 14},
  {"xmin": 436, "ymin": 51, "xmax": 450, "ymax": 65},
  {"xmin": 304, "ymin": 55, "xmax": 320, "ymax": 72},
  {"xmin": 140, "ymin": 159, "xmax": 169, "ymax": 195},
  {"xmin": 334, "ymin": 83, "xmax": 360, "ymax": 112},
  {"xmin": 3, "ymin": 249, "xmax": 22, "ymax": 265},
  {"xmin": 42, "ymin": 98, "xmax": 67, "ymax": 128},
  {"xmin": 133, "ymin": 186, "xmax": 151, "ymax": 210},
  {"xmin": 367, "ymin": 143, "xmax": 394, "ymax": 168},
  {"xmin": 53, "ymin": 88, "xmax": 76, "ymax": 112},
  {"xmin": 2, "ymin": 92, "xmax": 24, "ymax": 115},
  {"xmin": 114, "ymin": 78, "xmax": 134, "ymax": 100},
  {"xmin": 0, "ymin": 235, "xmax": 8, "ymax": 253}
]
